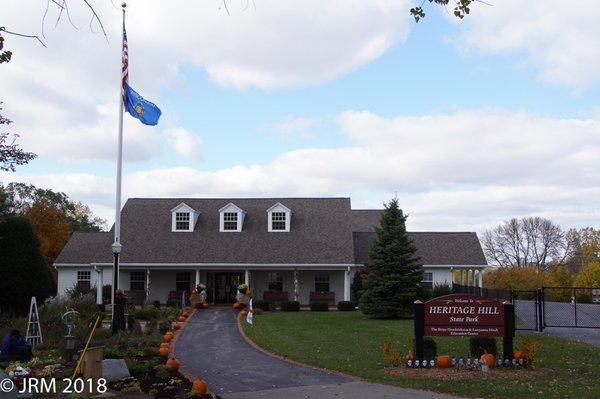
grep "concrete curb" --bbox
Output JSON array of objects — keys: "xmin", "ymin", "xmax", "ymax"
[{"xmin": 235, "ymin": 311, "xmax": 360, "ymax": 382}]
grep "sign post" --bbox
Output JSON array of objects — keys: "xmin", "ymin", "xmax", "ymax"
[
  {"xmin": 414, "ymin": 294, "xmax": 514, "ymax": 361},
  {"xmin": 414, "ymin": 300, "xmax": 424, "ymax": 360}
]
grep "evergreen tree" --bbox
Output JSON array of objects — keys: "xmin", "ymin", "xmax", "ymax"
[
  {"xmin": 0, "ymin": 215, "xmax": 55, "ymax": 315},
  {"xmin": 360, "ymin": 198, "xmax": 423, "ymax": 318}
]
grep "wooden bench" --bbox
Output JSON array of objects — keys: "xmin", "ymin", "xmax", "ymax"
[
  {"xmin": 263, "ymin": 291, "xmax": 289, "ymax": 303},
  {"xmin": 310, "ymin": 291, "xmax": 335, "ymax": 306}
]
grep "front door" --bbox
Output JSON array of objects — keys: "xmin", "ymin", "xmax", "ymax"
[{"xmin": 214, "ymin": 272, "xmax": 243, "ymax": 304}]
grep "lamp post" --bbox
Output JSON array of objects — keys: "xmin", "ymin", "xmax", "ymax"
[{"xmin": 111, "ymin": 241, "xmax": 122, "ymax": 330}]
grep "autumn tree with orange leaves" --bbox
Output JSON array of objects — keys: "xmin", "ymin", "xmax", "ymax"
[{"xmin": 25, "ymin": 200, "xmax": 70, "ymax": 272}]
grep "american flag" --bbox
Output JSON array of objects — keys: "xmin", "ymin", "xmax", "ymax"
[{"xmin": 121, "ymin": 19, "xmax": 129, "ymax": 97}]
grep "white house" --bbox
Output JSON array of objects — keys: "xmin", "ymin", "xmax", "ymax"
[{"xmin": 54, "ymin": 197, "xmax": 487, "ymax": 305}]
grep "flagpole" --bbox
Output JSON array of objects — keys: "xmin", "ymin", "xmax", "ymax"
[{"xmin": 111, "ymin": 2, "xmax": 126, "ymax": 330}]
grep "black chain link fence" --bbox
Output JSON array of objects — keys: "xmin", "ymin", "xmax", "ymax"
[{"xmin": 542, "ymin": 287, "xmax": 600, "ymax": 328}]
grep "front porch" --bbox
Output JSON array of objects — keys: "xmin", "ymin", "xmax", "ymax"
[{"xmin": 87, "ymin": 266, "xmax": 354, "ymax": 307}]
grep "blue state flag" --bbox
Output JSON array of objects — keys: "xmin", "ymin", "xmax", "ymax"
[{"xmin": 124, "ymin": 84, "xmax": 162, "ymax": 126}]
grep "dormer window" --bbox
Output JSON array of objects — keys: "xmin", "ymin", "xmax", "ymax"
[
  {"xmin": 171, "ymin": 203, "xmax": 198, "ymax": 232},
  {"xmin": 219, "ymin": 203, "xmax": 245, "ymax": 232},
  {"xmin": 175, "ymin": 212, "xmax": 191, "ymax": 230},
  {"xmin": 267, "ymin": 202, "xmax": 291, "ymax": 232},
  {"xmin": 271, "ymin": 212, "xmax": 287, "ymax": 230}
]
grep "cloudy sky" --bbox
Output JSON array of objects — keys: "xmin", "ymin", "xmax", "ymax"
[{"xmin": 1, "ymin": 0, "xmax": 600, "ymax": 232}]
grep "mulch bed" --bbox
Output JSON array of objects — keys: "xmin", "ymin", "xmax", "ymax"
[{"xmin": 381, "ymin": 366, "xmax": 548, "ymax": 380}]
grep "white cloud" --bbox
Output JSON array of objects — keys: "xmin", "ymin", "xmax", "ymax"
[
  {"xmin": 456, "ymin": 0, "xmax": 600, "ymax": 88},
  {"xmin": 265, "ymin": 116, "xmax": 318, "ymax": 138},
  {"xmin": 4, "ymin": 108, "xmax": 600, "ymax": 232},
  {"xmin": 0, "ymin": 0, "xmax": 411, "ymax": 163},
  {"xmin": 163, "ymin": 128, "xmax": 201, "ymax": 159}
]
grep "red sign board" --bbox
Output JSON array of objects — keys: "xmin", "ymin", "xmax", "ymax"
[{"xmin": 424, "ymin": 294, "xmax": 505, "ymax": 337}]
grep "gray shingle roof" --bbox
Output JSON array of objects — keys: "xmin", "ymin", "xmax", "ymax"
[
  {"xmin": 55, "ymin": 199, "xmax": 487, "ymax": 266},
  {"xmin": 56, "ymin": 198, "xmax": 356, "ymax": 265}
]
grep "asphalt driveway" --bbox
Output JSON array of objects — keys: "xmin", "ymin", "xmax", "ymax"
[
  {"xmin": 173, "ymin": 308, "xmax": 463, "ymax": 399},
  {"xmin": 173, "ymin": 308, "xmax": 350, "ymax": 395}
]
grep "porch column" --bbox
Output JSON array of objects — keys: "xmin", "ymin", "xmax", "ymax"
[
  {"xmin": 96, "ymin": 267, "xmax": 103, "ymax": 305},
  {"xmin": 478, "ymin": 269, "xmax": 483, "ymax": 289},
  {"xmin": 293, "ymin": 269, "xmax": 299, "ymax": 302},
  {"xmin": 343, "ymin": 268, "xmax": 351, "ymax": 302},
  {"xmin": 146, "ymin": 269, "xmax": 151, "ymax": 303},
  {"xmin": 450, "ymin": 267, "xmax": 454, "ymax": 289},
  {"xmin": 195, "ymin": 269, "xmax": 200, "ymax": 287},
  {"xmin": 244, "ymin": 269, "xmax": 250, "ymax": 287},
  {"xmin": 460, "ymin": 269, "xmax": 465, "ymax": 286}
]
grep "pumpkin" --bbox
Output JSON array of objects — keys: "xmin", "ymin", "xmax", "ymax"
[
  {"xmin": 173, "ymin": 323, "xmax": 181, "ymax": 330},
  {"xmin": 182, "ymin": 311, "xmax": 189, "ymax": 317},
  {"xmin": 166, "ymin": 357, "xmax": 180, "ymax": 372},
  {"xmin": 436, "ymin": 355, "xmax": 452, "ymax": 368},
  {"xmin": 192, "ymin": 379, "xmax": 208, "ymax": 394},
  {"xmin": 513, "ymin": 350, "xmax": 523, "ymax": 360},
  {"xmin": 202, "ymin": 302, "xmax": 209, "ymax": 309},
  {"xmin": 178, "ymin": 316, "xmax": 186, "ymax": 322},
  {"xmin": 159, "ymin": 347, "xmax": 169, "ymax": 357},
  {"xmin": 233, "ymin": 302, "xmax": 241, "ymax": 309},
  {"xmin": 240, "ymin": 309, "xmax": 248, "ymax": 317},
  {"xmin": 405, "ymin": 352, "xmax": 414, "ymax": 362},
  {"xmin": 163, "ymin": 332, "xmax": 173, "ymax": 342},
  {"xmin": 480, "ymin": 353, "xmax": 496, "ymax": 367},
  {"xmin": 160, "ymin": 343, "xmax": 170, "ymax": 349}
]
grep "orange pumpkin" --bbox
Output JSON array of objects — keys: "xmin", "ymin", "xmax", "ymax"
[
  {"xmin": 163, "ymin": 333, "xmax": 173, "ymax": 342},
  {"xmin": 173, "ymin": 323, "xmax": 181, "ymax": 330},
  {"xmin": 480, "ymin": 353, "xmax": 496, "ymax": 367},
  {"xmin": 240, "ymin": 309, "xmax": 248, "ymax": 317},
  {"xmin": 178, "ymin": 316, "xmax": 186, "ymax": 322},
  {"xmin": 513, "ymin": 350, "xmax": 523, "ymax": 360},
  {"xmin": 159, "ymin": 347, "xmax": 169, "ymax": 357},
  {"xmin": 202, "ymin": 302, "xmax": 209, "ymax": 309},
  {"xmin": 436, "ymin": 355, "xmax": 452, "ymax": 368},
  {"xmin": 233, "ymin": 302, "xmax": 241, "ymax": 309},
  {"xmin": 160, "ymin": 342, "xmax": 170, "ymax": 349},
  {"xmin": 166, "ymin": 357, "xmax": 180, "ymax": 372},
  {"xmin": 192, "ymin": 379, "xmax": 208, "ymax": 394},
  {"xmin": 405, "ymin": 352, "xmax": 414, "ymax": 361},
  {"xmin": 182, "ymin": 311, "xmax": 189, "ymax": 317}
]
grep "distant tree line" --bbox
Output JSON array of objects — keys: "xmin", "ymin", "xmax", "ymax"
[{"xmin": 482, "ymin": 217, "xmax": 600, "ymax": 289}]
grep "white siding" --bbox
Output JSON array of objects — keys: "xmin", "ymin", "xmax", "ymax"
[{"xmin": 424, "ymin": 267, "xmax": 454, "ymax": 287}]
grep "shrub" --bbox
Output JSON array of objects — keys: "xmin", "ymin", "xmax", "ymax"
[
  {"xmin": 337, "ymin": 301, "xmax": 355, "ymax": 311},
  {"xmin": 415, "ymin": 284, "xmax": 432, "ymax": 301},
  {"xmin": 166, "ymin": 300, "xmax": 180, "ymax": 308},
  {"xmin": 133, "ymin": 305, "xmax": 160, "ymax": 321},
  {"xmin": 152, "ymin": 300, "xmax": 161, "ymax": 309},
  {"xmin": 432, "ymin": 283, "xmax": 452, "ymax": 298},
  {"xmin": 281, "ymin": 301, "xmax": 300, "ymax": 312},
  {"xmin": 253, "ymin": 300, "xmax": 273, "ymax": 312},
  {"xmin": 422, "ymin": 338, "xmax": 437, "ymax": 359},
  {"xmin": 252, "ymin": 308, "xmax": 264, "ymax": 315},
  {"xmin": 519, "ymin": 336, "xmax": 541, "ymax": 364},
  {"xmin": 411, "ymin": 337, "xmax": 439, "ymax": 359},
  {"xmin": 66, "ymin": 283, "xmax": 96, "ymax": 300},
  {"xmin": 469, "ymin": 337, "xmax": 497, "ymax": 358},
  {"xmin": 310, "ymin": 301, "xmax": 329, "ymax": 311},
  {"xmin": 380, "ymin": 341, "xmax": 402, "ymax": 367}
]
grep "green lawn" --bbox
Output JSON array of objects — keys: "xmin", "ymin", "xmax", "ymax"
[{"xmin": 242, "ymin": 311, "xmax": 599, "ymax": 399}]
